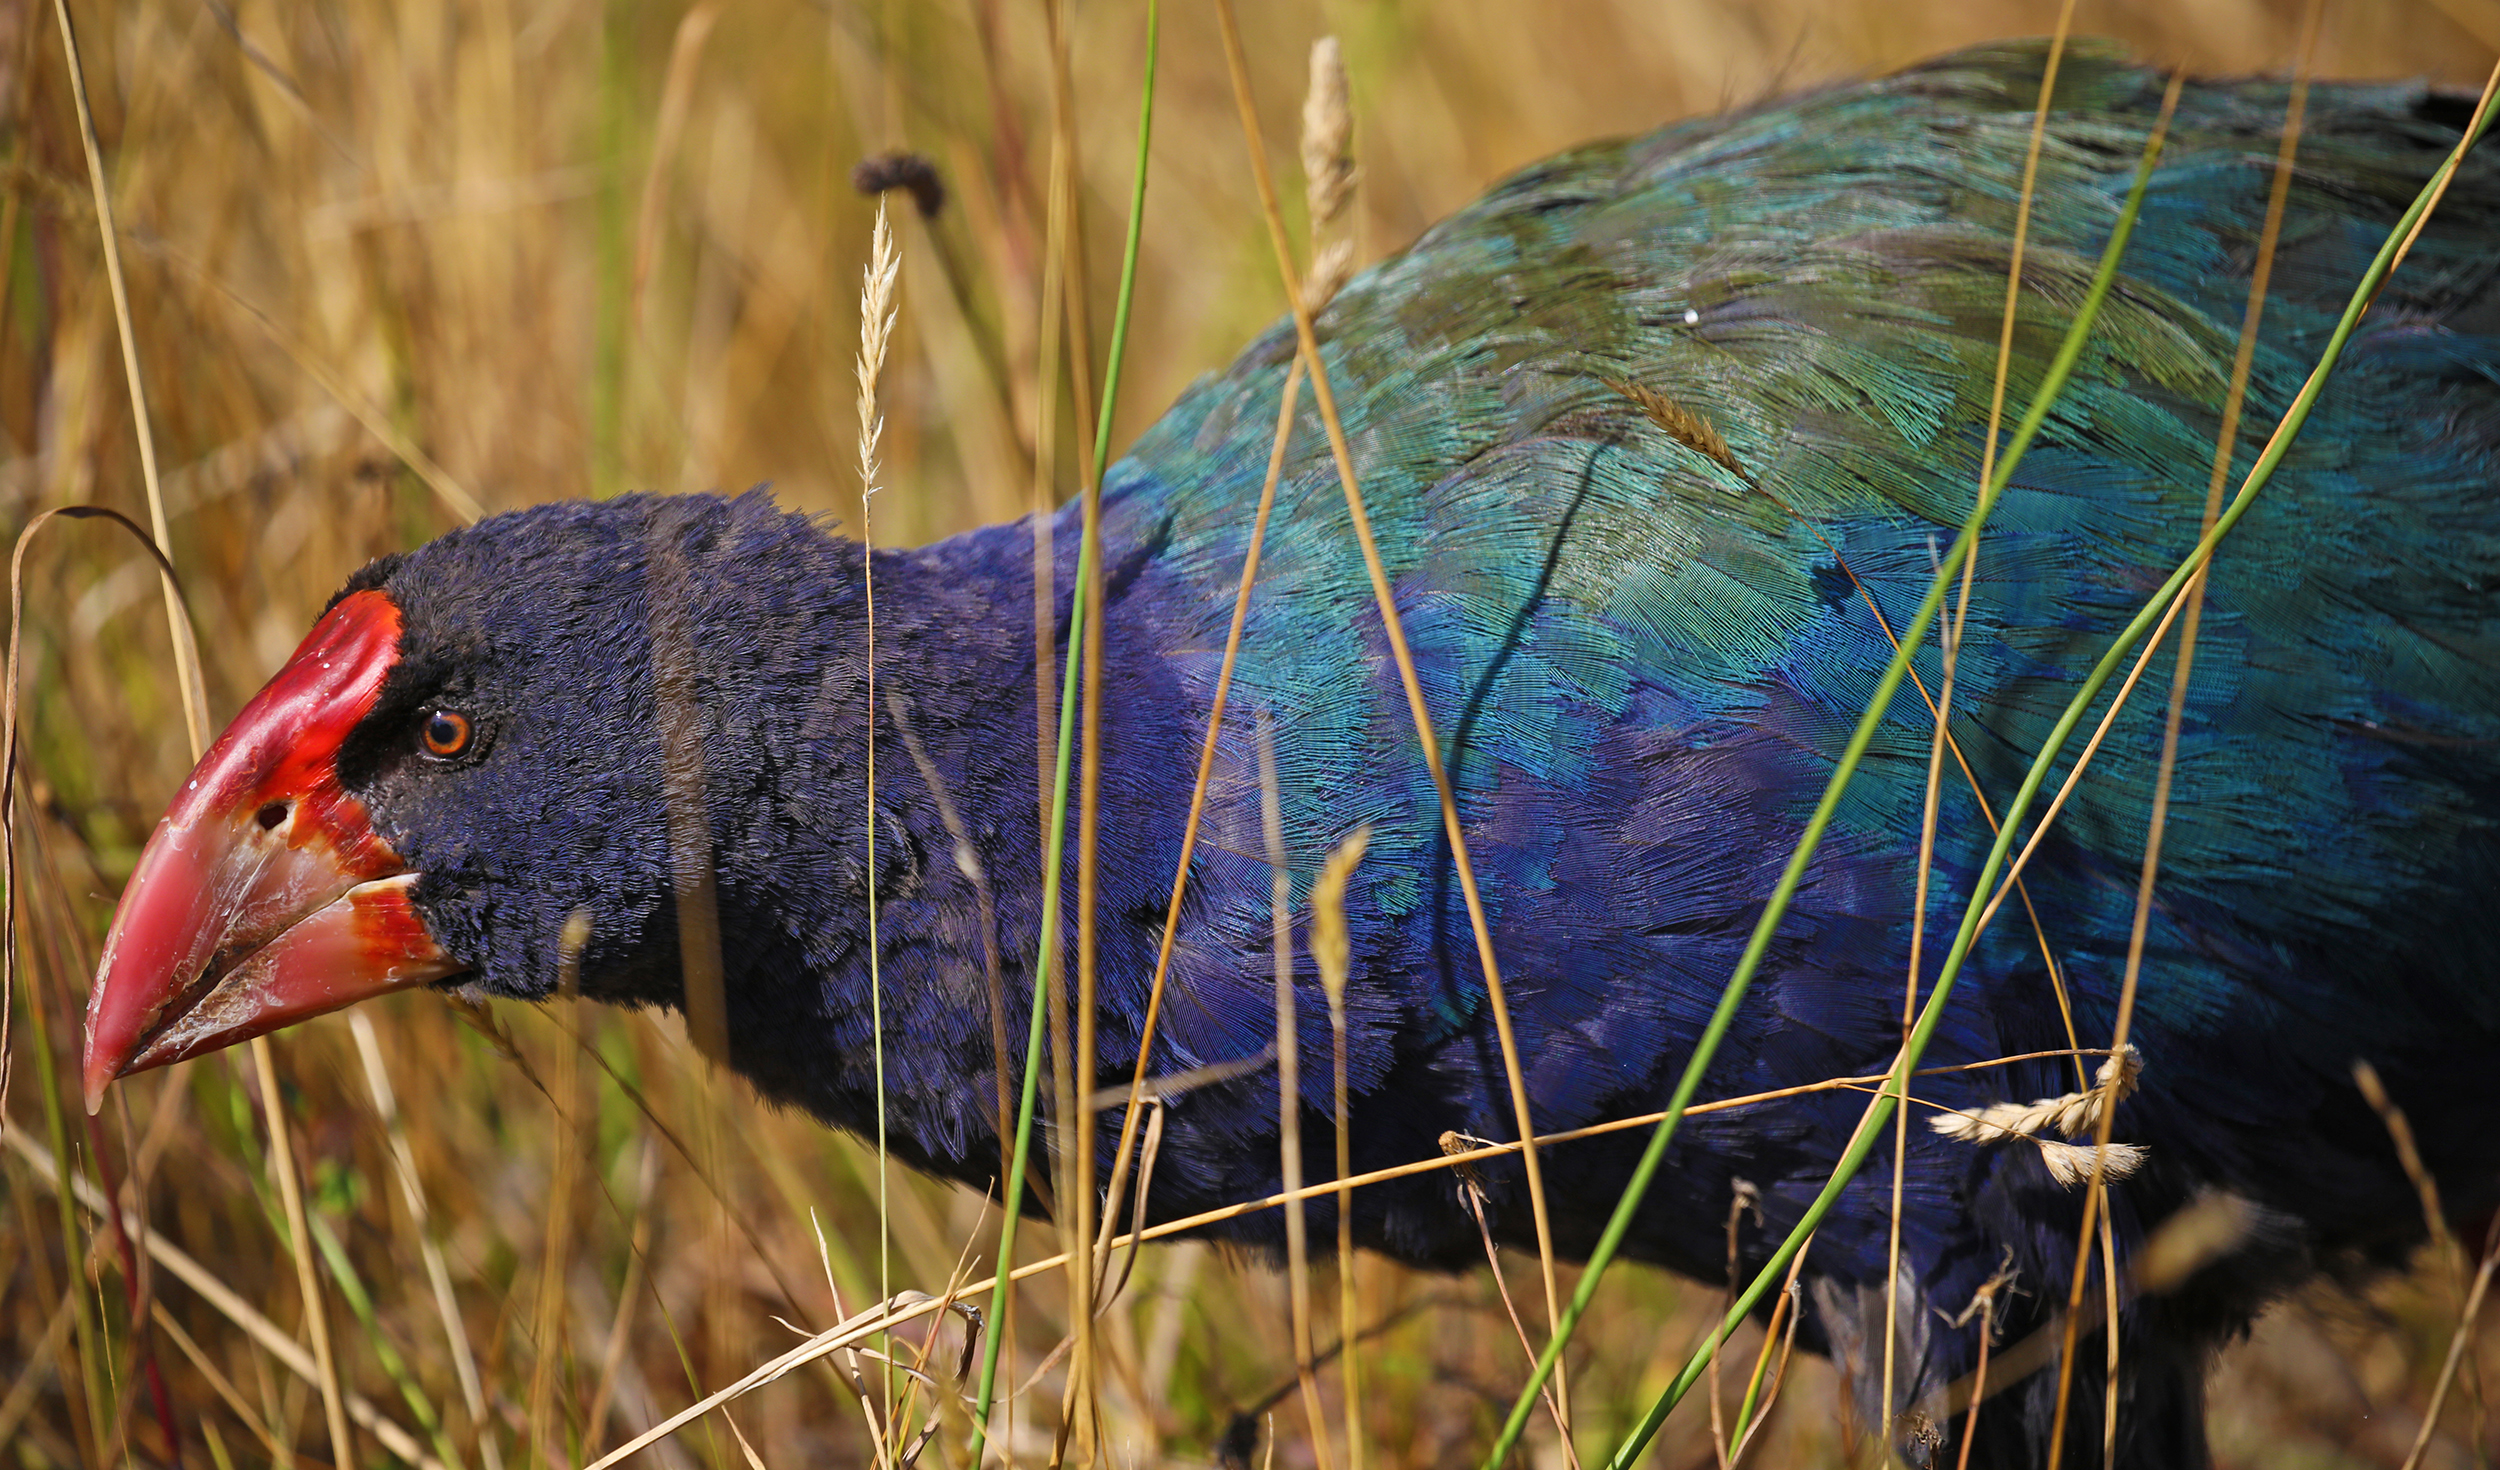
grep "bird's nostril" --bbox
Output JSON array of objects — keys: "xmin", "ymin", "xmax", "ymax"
[{"xmin": 255, "ymin": 802, "xmax": 290, "ymax": 832}]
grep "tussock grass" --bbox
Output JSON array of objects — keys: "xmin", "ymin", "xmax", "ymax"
[{"xmin": 1, "ymin": 4, "xmax": 2496, "ymax": 1469}]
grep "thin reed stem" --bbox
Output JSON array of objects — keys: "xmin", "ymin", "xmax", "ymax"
[
  {"xmin": 11, "ymin": 876, "xmax": 111, "ymax": 1463},
  {"xmin": 970, "ymin": 2, "xmax": 1159, "ymax": 1454},
  {"xmin": 855, "ymin": 191, "xmax": 901, "ymax": 1455},
  {"xmin": 1954, "ymin": 1284, "xmax": 2001, "ymax": 1470},
  {"xmin": 2402, "ymin": 1228, "xmax": 2500, "ymax": 1470},
  {"xmin": 52, "ymin": 0, "xmax": 202, "ymax": 754},
  {"xmin": 1312, "ymin": 827, "xmax": 1369, "ymax": 1470},
  {"xmin": 528, "ymin": 921, "xmax": 591, "ymax": 1467},
  {"xmin": 1094, "ymin": 355, "xmax": 1300, "ymax": 1289},
  {"xmin": 351, "ymin": 1012, "xmax": 503, "ymax": 1470},
  {"xmin": 1211, "ymin": 6, "xmax": 1574, "ymax": 1432},
  {"xmin": 54, "ymin": 4, "xmax": 365, "ymax": 1461},
  {"xmin": 252, "ymin": 1042, "xmax": 358, "ymax": 1467},
  {"xmin": 1890, "ymin": 21, "xmax": 2074, "ymax": 1443},
  {"xmin": 1600, "ymin": 68, "xmax": 2494, "ymax": 1467},
  {"xmin": 2046, "ymin": 8, "xmax": 2321, "ymax": 1459},
  {"xmin": 4, "ymin": 507, "xmax": 203, "ymax": 1466},
  {"xmin": 572, "ymin": 1048, "xmax": 2113, "ymax": 1468},
  {"xmin": 1728, "ymin": 1233, "xmax": 1812, "ymax": 1454},
  {"xmin": 1035, "ymin": 0, "xmax": 1113, "ymax": 1452},
  {"xmin": 1260, "ymin": 712, "xmax": 1335, "ymax": 1470},
  {"xmin": 1039, "ymin": 23, "xmax": 1092, "ymax": 1441}
]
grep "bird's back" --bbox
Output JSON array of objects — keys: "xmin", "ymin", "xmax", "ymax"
[{"xmin": 1074, "ymin": 38, "xmax": 2498, "ymax": 1456}]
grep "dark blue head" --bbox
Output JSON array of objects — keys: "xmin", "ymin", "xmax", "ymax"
[{"xmin": 84, "ymin": 491, "xmax": 880, "ymax": 1097}]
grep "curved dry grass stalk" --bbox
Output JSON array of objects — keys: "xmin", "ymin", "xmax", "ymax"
[
  {"xmin": 4, "ymin": 1122, "xmax": 443, "ymax": 1468},
  {"xmin": 855, "ymin": 188, "xmax": 900, "ymax": 1461},
  {"xmin": 1891, "ymin": 15, "xmax": 2073, "ymax": 1439},
  {"xmin": 1311, "ymin": 824, "xmax": 1370, "ymax": 1466},
  {"xmin": 2, "ymin": 505, "xmax": 182, "ymax": 1464},
  {"xmin": 350, "ymin": 1010, "xmax": 503, "ymax": 1470},
  {"xmin": 2401, "ymin": 1227, "xmax": 2500, "ymax": 1470},
  {"xmin": 1259, "ymin": 712, "xmax": 1335, "ymax": 1470},
  {"xmin": 55, "ymin": 4, "xmax": 348, "ymax": 1454},
  {"xmin": 1211, "ymin": 2, "xmax": 1573, "ymax": 1434},
  {"xmin": 579, "ymin": 1047, "xmax": 2110, "ymax": 1466}
]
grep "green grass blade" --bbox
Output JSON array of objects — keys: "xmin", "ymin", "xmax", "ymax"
[
  {"xmin": 306, "ymin": 1210, "xmax": 464, "ymax": 1470},
  {"xmin": 1595, "ymin": 79, "xmax": 2496, "ymax": 1470},
  {"xmin": 1092, "ymin": 2, "xmax": 1159, "ymax": 479},
  {"xmin": 969, "ymin": 2, "xmax": 1158, "ymax": 1455},
  {"xmin": 1481, "ymin": 92, "xmax": 2184, "ymax": 1470}
]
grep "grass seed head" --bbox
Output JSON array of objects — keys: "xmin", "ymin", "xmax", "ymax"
[
  {"xmin": 1301, "ymin": 36, "xmax": 1359, "ymax": 306},
  {"xmin": 1310, "ymin": 825, "xmax": 1370, "ymax": 1012}
]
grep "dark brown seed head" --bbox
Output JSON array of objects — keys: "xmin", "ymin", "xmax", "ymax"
[{"xmin": 851, "ymin": 151, "xmax": 945, "ymax": 221}]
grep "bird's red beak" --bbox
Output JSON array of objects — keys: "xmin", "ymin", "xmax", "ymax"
[{"xmin": 81, "ymin": 589, "xmax": 463, "ymax": 1114}]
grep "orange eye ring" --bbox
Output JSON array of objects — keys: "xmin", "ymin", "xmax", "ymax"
[{"xmin": 421, "ymin": 709, "xmax": 473, "ymax": 757}]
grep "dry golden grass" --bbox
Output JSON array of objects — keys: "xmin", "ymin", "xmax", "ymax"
[{"xmin": 2, "ymin": 2, "xmax": 2497, "ymax": 1467}]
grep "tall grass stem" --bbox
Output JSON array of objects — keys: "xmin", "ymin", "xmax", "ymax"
[
  {"xmin": 1486, "ymin": 75, "xmax": 2186, "ymax": 1470},
  {"xmin": 969, "ymin": 2, "xmax": 1158, "ymax": 1454},
  {"xmin": 1212, "ymin": 4, "xmax": 1575, "ymax": 1430},
  {"xmin": 2043, "ymin": 9, "xmax": 2325, "ymax": 1458},
  {"xmin": 1598, "ymin": 66, "xmax": 2494, "ymax": 1468},
  {"xmin": 1890, "ymin": 17, "xmax": 2075, "ymax": 1441}
]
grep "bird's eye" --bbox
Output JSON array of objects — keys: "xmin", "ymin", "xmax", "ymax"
[{"xmin": 421, "ymin": 709, "xmax": 473, "ymax": 758}]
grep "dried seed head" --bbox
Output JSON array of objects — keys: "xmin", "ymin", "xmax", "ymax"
[
  {"xmin": 1438, "ymin": 1129, "xmax": 1493, "ymax": 1208},
  {"xmin": 1929, "ymin": 1045, "xmax": 2141, "ymax": 1147},
  {"xmin": 1307, "ymin": 240, "xmax": 1356, "ymax": 314},
  {"xmin": 1930, "ymin": 1047, "xmax": 2149, "ymax": 1187},
  {"xmin": 1309, "ymin": 825, "xmax": 1370, "ymax": 1012},
  {"xmin": 2034, "ymin": 1140, "xmax": 2148, "ymax": 1188},
  {"xmin": 1614, "ymin": 379, "xmax": 1745, "ymax": 478},
  {"xmin": 1301, "ymin": 37, "xmax": 1355, "ymax": 230},
  {"xmin": 855, "ymin": 198, "xmax": 901, "ymax": 500},
  {"xmin": 1299, "ymin": 36, "xmax": 1358, "ymax": 309},
  {"xmin": 852, "ymin": 150, "xmax": 946, "ymax": 221},
  {"xmin": 557, "ymin": 908, "xmax": 593, "ymax": 995},
  {"xmin": 2132, "ymin": 1192, "xmax": 2256, "ymax": 1293}
]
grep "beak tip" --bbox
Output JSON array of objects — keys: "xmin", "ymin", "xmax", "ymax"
[
  {"xmin": 81, "ymin": 987, "xmax": 130, "ymax": 1114},
  {"xmin": 84, "ymin": 589, "xmax": 431, "ymax": 1085}
]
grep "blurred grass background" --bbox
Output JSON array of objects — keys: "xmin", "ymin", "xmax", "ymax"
[{"xmin": 1, "ymin": 1, "xmax": 2497, "ymax": 1466}]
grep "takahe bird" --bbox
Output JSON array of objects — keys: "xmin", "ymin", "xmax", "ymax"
[{"xmin": 80, "ymin": 41, "xmax": 2500, "ymax": 1469}]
